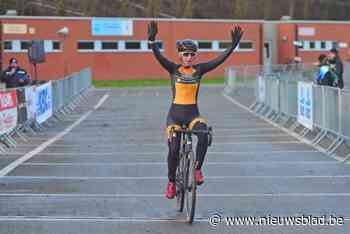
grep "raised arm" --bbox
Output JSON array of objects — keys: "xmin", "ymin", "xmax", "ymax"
[
  {"xmin": 148, "ymin": 21, "xmax": 176, "ymax": 74},
  {"xmin": 199, "ymin": 26, "xmax": 243, "ymax": 75}
]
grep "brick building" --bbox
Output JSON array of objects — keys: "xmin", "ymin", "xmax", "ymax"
[{"xmin": 0, "ymin": 16, "xmax": 349, "ymax": 80}]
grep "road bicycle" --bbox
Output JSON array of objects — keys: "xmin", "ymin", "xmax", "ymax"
[{"xmin": 172, "ymin": 125, "xmax": 212, "ymax": 224}]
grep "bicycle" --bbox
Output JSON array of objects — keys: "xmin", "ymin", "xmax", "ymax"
[{"xmin": 171, "ymin": 125, "xmax": 213, "ymax": 224}]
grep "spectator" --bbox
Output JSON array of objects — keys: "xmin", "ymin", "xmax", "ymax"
[
  {"xmin": 1, "ymin": 58, "xmax": 31, "ymax": 89},
  {"xmin": 328, "ymin": 48, "xmax": 344, "ymax": 89},
  {"xmin": 316, "ymin": 54, "xmax": 336, "ymax": 87}
]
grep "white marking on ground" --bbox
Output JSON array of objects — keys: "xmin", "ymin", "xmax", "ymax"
[
  {"xmin": 21, "ymin": 161, "xmax": 337, "ymax": 166},
  {"xmin": 0, "ymin": 216, "xmax": 346, "ymax": 223},
  {"xmin": 1, "ymin": 193, "xmax": 350, "ymax": 197},
  {"xmin": 222, "ymin": 93, "xmax": 344, "ymax": 162},
  {"xmin": 0, "ymin": 94, "xmax": 110, "ymax": 177},
  {"xmin": 3, "ymin": 150, "xmax": 319, "ymax": 156},
  {"xmin": 3, "ymin": 175, "xmax": 350, "ymax": 180}
]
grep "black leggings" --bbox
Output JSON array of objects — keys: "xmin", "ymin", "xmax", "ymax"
[{"xmin": 167, "ymin": 122, "xmax": 209, "ymax": 182}]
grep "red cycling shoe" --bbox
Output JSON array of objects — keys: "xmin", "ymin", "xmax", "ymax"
[
  {"xmin": 195, "ymin": 169, "xmax": 204, "ymax": 185},
  {"xmin": 165, "ymin": 181, "xmax": 176, "ymax": 199}
]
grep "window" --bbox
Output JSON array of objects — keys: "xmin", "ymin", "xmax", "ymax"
[
  {"xmin": 320, "ymin": 41, "xmax": 326, "ymax": 50},
  {"xmin": 20, "ymin": 41, "xmax": 31, "ymax": 50},
  {"xmin": 78, "ymin": 41, "xmax": 94, "ymax": 50},
  {"xmin": 198, "ymin": 41, "xmax": 212, "ymax": 50},
  {"xmin": 52, "ymin": 41, "xmax": 61, "ymax": 50},
  {"xmin": 147, "ymin": 41, "xmax": 163, "ymax": 50},
  {"xmin": 239, "ymin": 41, "xmax": 253, "ymax": 50},
  {"xmin": 219, "ymin": 41, "xmax": 231, "ymax": 49},
  {"xmin": 125, "ymin": 41, "xmax": 141, "ymax": 50},
  {"xmin": 309, "ymin": 41, "xmax": 315, "ymax": 49},
  {"xmin": 102, "ymin": 41, "xmax": 118, "ymax": 50},
  {"xmin": 332, "ymin": 41, "xmax": 338, "ymax": 49},
  {"xmin": 4, "ymin": 41, "xmax": 12, "ymax": 50}
]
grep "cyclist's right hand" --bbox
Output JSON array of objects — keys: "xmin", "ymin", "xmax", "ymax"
[
  {"xmin": 148, "ymin": 21, "xmax": 158, "ymax": 41},
  {"xmin": 231, "ymin": 25, "xmax": 244, "ymax": 50}
]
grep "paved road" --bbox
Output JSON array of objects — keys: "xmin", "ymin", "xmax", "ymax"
[{"xmin": 0, "ymin": 86, "xmax": 349, "ymax": 234}]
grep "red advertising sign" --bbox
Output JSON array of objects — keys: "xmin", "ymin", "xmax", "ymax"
[
  {"xmin": 0, "ymin": 90, "xmax": 17, "ymax": 110},
  {"xmin": 0, "ymin": 90, "xmax": 18, "ymax": 135}
]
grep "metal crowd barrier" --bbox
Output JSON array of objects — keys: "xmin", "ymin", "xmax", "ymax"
[
  {"xmin": 224, "ymin": 64, "xmax": 350, "ymax": 162},
  {"xmin": 0, "ymin": 67, "xmax": 92, "ymax": 153}
]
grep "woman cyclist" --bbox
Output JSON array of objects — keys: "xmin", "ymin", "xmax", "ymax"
[{"xmin": 148, "ymin": 21, "xmax": 243, "ymax": 199}]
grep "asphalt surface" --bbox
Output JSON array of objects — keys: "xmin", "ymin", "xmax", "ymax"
[{"xmin": 0, "ymin": 86, "xmax": 350, "ymax": 234}]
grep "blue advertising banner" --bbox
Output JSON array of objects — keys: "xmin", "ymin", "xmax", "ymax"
[
  {"xmin": 92, "ymin": 18, "xmax": 133, "ymax": 36},
  {"xmin": 36, "ymin": 82, "xmax": 53, "ymax": 124},
  {"xmin": 298, "ymin": 81, "xmax": 313, "ymax": 130}
]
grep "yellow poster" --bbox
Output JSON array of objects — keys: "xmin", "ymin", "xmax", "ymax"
[{"xmin": 3, "ymin": 24, "xmax": 28, "ymax": 34}]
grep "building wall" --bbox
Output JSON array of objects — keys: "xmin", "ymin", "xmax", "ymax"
[
  {"xmin": 296, "ymin": 23, "xmax": 350, "ymax": 63},
  {"xmin": 0, "ymin": 18, "xmax": 262, "ymax": 81},
  {"xmin": 2, "ymin": 17, "xmax": 350, "ymax": 81},
  {"xmin": 277, "ymin": 23, "xmax": 297, "ymax": 64}
]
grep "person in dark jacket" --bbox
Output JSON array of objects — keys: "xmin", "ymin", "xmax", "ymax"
[
  {"xmin": 316, "ymin": 54, "xmax": 335, "ymax": 87},
  {"xmin": 328, "ymin": 48, "xmax": 344, "ymax": 89},
  {"xmin": 1, "ymin": 58, "xmax": 31, "ymax": 89}
]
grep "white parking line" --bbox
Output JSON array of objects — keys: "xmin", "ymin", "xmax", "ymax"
[
  {"xmin": 24, "ymin": 127, "xmax": 281, "ymax": 135},
  {"xmin": 0, "ymin": 216, "xmax": 349, "ymax": 223},
  {"xmin": 1, "ymin": 193, "xmax": 350, "ymax": 197},
  {"xmin": 3, "ymin": 175, "xmax": 350, "ymax": 180},
  {"xmin": 21, "ymin": 161, "xmax": 337, "ymax": 166},
  {"xmin": 14, "ymin": 141, "xmax": 304, "ymax": 148},
  {"xmin": 3, "ymin": 150, "xmax": 319, "ymax": 156},
  {"xmin": 222, "ymin": 93, "xmax": 342, "ymax": 162},
  {"xmin": 0, "ymin": 94, "xmax": 110, "ymax": 177},
  {"xmin": 26, "ymin": 133, "xmax": 291, "ymax": 141},
  {"xmin": 93, "ymin": 94, "xmax": 109, "ymax": 110},
  {"xmin": 0, "ymin": 216, "xmax": 204, "ymax": 223}
]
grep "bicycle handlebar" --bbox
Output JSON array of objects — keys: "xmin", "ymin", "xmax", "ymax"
[{"xmin": 172, "ymin": 127, "xmax": 212, "ymax": 135}]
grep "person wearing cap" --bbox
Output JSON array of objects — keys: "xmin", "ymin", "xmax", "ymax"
[
  {"xmin": 148, "ymin": 21, "xmax": 243, "ymax": 199},
  {"xmin": 1, "ymin": 58, "xmax": 31, "ymax": 89},
  {"xmin": 328, "ymin": 48, "xmax": 344, "ymax": 89}
]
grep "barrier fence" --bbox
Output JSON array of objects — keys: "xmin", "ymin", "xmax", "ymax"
[
  {"xmin": 224, "ymin": 64, "xmax": 350, "ymax": 161},
  {"xmin": 0, "ymin": 68, "xmax": 92, "ymax": 152}
]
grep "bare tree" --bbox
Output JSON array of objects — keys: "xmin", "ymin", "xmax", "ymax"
[
  {"xmin": 119, "ymin": 0, "xmax": 129, "ymax": 17},
  {"xmin": 56, "ymin": 0, "xmax": 65, "ymax": 16},
  {"xmin": 146, "ymin": 0, "xmax": 160, "ymax": 18},
  {"xmin": 183, "ymin": 0, "xmax": 192, "ymax": 18},
  {"xmin": 232, "ymin": 0, "xmax": 247, "ymax": 19},
  {"xmin": 288, "ymin": 0, "xmax": 296, "ymax": 18}
]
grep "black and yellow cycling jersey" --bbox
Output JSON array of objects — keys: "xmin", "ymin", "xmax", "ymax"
[{"xmin": 150, "ymin": 42, "xmax": 236, "ymax": 130}]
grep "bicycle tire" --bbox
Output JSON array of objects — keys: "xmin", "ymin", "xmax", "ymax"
[
  {"xmin": 185, "ymin": 150, "xmax": 196, "ymax": 224},
  {"xmin": 176, "ymin": 153, "xmax": 185, "ymax": 212}
]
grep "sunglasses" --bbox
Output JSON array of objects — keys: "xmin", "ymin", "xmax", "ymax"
[{"xmin": 182, "ymin": 52, "xmax": 196, "ymax": 57}]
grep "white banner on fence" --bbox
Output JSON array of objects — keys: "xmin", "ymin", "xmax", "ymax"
[
  {"xmin": 25, "ymin": 86, "xmax": 37, "ymax": 122},
  {"xmin": 36, "ymin": 82, "xmax": 53, "ymax": 124},
  {"xmin": 257, "ymin": 75, "xmax": 266, "ymax": 103},
  {"xmin": 298, "ymin": 82, "xmax": 313, "ymax": 130},
  {"xmin": 0, "ymin": 90, "xmax": 18, "ymax": 135}
]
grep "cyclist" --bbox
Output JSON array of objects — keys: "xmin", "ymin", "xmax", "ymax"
[{"xmin": 148, "ymin": 21, "xmax": 243, "ymax": 199}]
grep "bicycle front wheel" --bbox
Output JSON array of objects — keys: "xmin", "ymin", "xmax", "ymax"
[
  {"xmin": 185, "ymin": 150, "xmax": 196, "ymax": 224},
  {"xmin": 176, "ymin": 153, "xmax": 185, "ymax": 212}
]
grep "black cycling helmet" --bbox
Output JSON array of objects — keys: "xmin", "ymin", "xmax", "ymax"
[{"xmin": 176, "ymin": 39, "xmax": 198, "ymax": 52}]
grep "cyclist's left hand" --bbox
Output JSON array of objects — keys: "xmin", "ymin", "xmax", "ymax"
[
  {"xmin": 231, "ymin": 26, "xmax": 244, "ymax": 50},
  {"xmin": 148, "ymin": 21, "xmax": 158, "ymax": 42}
]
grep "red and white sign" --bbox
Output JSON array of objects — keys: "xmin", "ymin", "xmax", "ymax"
[{"xmin": 0, "ymin": 90, "xmax": 18, "ymax": 135}]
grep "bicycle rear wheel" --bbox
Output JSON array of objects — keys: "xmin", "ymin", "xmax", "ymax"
[{"xmin": 185, "ymin": 151, "xmax": 196, "ymax": 224}]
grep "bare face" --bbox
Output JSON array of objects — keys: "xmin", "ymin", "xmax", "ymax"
[
  {"xmin": 10, "ymin": 61, "xmax": 18, "ymax": 69},
  {"xmin": 179, "ymin": 51, "xmax": 197, "ymax": 67},
  {"xmin": 328, "ymin": 52, "xmax": 336, "ymax": 60}
]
